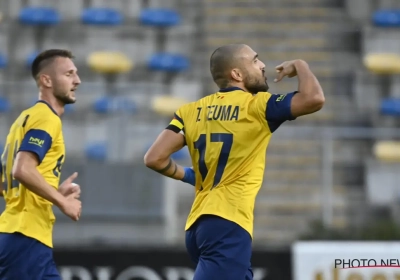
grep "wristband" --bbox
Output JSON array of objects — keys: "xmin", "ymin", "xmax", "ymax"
[{"xmin": 181, "ymin": 167, "xmax": 195, "ymax": 186}]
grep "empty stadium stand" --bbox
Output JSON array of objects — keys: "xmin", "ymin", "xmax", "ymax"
[
  {"xmin": 0, "ymin": 0, "xmax": 399, "ymax": 247},
  {"xmin": 351, "ymin": 0, "xmax": 400, "ymax": 230}
]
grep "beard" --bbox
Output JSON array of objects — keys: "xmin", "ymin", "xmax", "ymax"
[
  {"xmin": 241, "ymin": 68, "xmax": 269, "ymax": 94},
  {"xmin": 55, "ymin": 91, "xmax": 76, "ymax": 105},
  {"xmin": 244, "ymin": 75, "xmax": 269, "ymax": 94}
]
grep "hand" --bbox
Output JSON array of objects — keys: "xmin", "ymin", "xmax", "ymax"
[
  {"xmin": 59, "ymin": 172, "xmax": 81, "ymax": 199},
  {"xmin": 274, "ymin": 59, "xmax": 306, "ymax": 83},
  {"xmin": 59, "ymin": 193, "xmax": 82, "ymax": 221}
]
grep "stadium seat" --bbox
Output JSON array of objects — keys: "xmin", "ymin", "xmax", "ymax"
[
  {"xmin": 0, "ymin": 96, "xmax": 11, "ymax": 113},
  {"xmin": 18, "ymin": 7, "xmax": 60, "ymax": 26},
  {"xmin": 88, "ymin": 52, "xmax": 134, "ymax": 114},
  {"xmin": 151, "ymin": 95, "xmax": 189, "ymax": 116},
  {"xmin": 26, "ymin": 51, "xmax": 39, "ymax": 68},
  {"xmin": 81, "ymin": 8, "xmax": 123, "ymax": 26},
  {"xmin": 85, "ymin": 142, "xmax": 107, "ymax": 161},
  {"xmin": 373, "ymin": 141, "xmax": 400, "ymax": 162},
  {"xmin": 380, "ymin": 98, "xmax": 400, "ymax": 116},
  {"xmin": 87, "ymin": 52, "xmax": 133, "ymax": 75},
  {"xmin": 64, "ymin": 104, "xmax": 74, "ymax": 113},
  {"xmin": 148, "ymin": 53, "xmax": 189, "ymax": 72},
  {"xmin": 93, "ymin": 96, "xmax": 136, "ymax": 114},
  {"xmin": 373, "ymin": 10, "xmax": 400, "ymax": 27},
  {"xmin": 139, "ymin": 8, "xmax": 181, "ymax": 27},
  {"xmin": 363, "ymin": 53, "xmax": 400, "ymax": 74},
  {"xmin": 0, "ymin": 53, "xmax": 7, "ymax": 69}
]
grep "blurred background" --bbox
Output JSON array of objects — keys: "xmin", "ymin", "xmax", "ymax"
[{"xmin": 0, "ymin": 0, "xmax": 400, "ymax": 279}]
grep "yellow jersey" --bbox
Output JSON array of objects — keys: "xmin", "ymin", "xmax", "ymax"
[
  {"xmin": 0, "ymin": 101, "xmax": 65, "ymax": 248},
  {"xmin": 169, "ymin": 87, "xmax": 297, "ymax": 237}
]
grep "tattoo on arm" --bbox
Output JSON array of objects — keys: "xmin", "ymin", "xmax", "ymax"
[
  {"xmin": 169, "ymin": 163, "xmax": 178, "ymax": 177},
  {"xmin": 155, "ymin": 159, "xmax": 172, "ymax": 174},
  {"xmin": 154, "ymin": 159, "xmax": 179, "ymax": 179}
]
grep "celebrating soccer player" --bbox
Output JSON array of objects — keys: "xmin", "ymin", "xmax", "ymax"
[
  {"xmin": 0, "ymin": 49, "xmax": 82, "ymax": 280},
  {"xmin": 144, "ymin": 44, "xmax": 324, "ymax": 280}
]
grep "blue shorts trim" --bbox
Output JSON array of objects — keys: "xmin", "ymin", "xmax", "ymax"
[
  {"xmin": 185, "ymin": 215, "xmax": 253, "ymax": 280},
  {"xmin": 0, "ymin": 232, "xmax": 60, "ymax": 280}
]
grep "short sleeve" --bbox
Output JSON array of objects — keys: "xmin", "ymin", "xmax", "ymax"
[
  {"xmin": 254, "ymin": 91, "xmax": 298, "ymax": 133},
  {"xmin": 166, "ymin": 109, "xmax": 185, "ymax": 135},
  {"xmin": 266, "ymin": 91, "xmax": 298, "ymax": 133},
  {"xmin": 18, "ymin": 115, "xmax": 60, "ymax": 164}
]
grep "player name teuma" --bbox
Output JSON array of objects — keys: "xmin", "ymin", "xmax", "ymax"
[{"xmin": 196, "ymin": 105, "xmax": 240, "ymax": 122}]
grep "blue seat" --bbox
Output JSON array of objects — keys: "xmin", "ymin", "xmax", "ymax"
[
  {"xmin": 19, "ymin": 7, "xmax": 60, "ymax": 26},
  {"xmin": 0, "ymin": 97, "xmax": 11, "ymax": 113},
  {"xmin": 85, "ymin": 142, "xmax": 107, "ymax": 161},
  {"xmin": 380, "ymin": 98, "xmax": 400, "ymax": 116},
  {"xmin": 0, "ymin": 54, "xmax": 7, "ymax": 69},
  {"xmin": 373, "ymin": 10, "xmax": 400, "ymax": 27},
  {"xmin": 26, "ymin": 51, "xmax": 40, "ymax": 67},
  {"xmin": 148, "ymin": 53, "xmax": 189, "ymax": 72},
  {"xmin": 140, "ymin": 8, "xmax": 181, "ymax": 27},
  {"xmin": 93, "ymin": 96, "xmax": 136, "ymax": 114},
  {"xmin": 81, "ymin": 8, "xmax": 123, "ymax": 26},
  {"xmin": 64, "ymin": 104, "xmax": 74, "ymax": 113}
]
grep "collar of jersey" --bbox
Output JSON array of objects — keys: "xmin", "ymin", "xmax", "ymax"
[
  {"xmin": 36, "ymin": 100, "xmax": 58, "ymax": 116},
  {"xmin": 219, "ymin": 87, "xmax": 245, "ymax": 93}
]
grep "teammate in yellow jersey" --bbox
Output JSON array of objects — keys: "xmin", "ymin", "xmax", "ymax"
[
  {"xmin": 0, "ymin": 49, "xmax": 82, "ymax": 280},
  {"xmin": 145, "ymin": 44, "xmax": 324, "ymax": 280}
]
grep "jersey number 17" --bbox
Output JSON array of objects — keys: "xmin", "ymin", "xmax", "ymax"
[{"xmin": 194, "ymin": 133, "xmax": 233, "ymax": 189}]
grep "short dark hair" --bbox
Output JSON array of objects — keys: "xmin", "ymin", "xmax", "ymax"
[
  {"xmin": 31, "ymin": 49, "xmax": 74, "ymax": 80},
  {"xmin": 210, "ymin": 44, "xmax": 246, "ymax": 88}
]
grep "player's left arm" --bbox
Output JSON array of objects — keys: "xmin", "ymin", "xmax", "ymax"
[
  {"xmin": 274, "ymin": 59, "xmax": 325, "ymax": 117},
  {"xmin": 263, "ymin": 91, "xmax": 298, "ymax": 133},
  {"xmin": 144, "ymin": 112, "xmax": 195, "ymax": 186}
]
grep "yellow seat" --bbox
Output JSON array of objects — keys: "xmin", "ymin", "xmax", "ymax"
[
  {"xmin": 151, "ymin": 95, "xmax": 189, "ymax": 116},
  {"xmin": 373, "ymin": 141, "xmax": 400, "ymax": 162},
  {"xmin": 87, "ymin": 51, "xmax": 133, "ymax": 74},
  {"xmin": 363, "ymin": 53, "xmax": 400, "ymax": 75}
]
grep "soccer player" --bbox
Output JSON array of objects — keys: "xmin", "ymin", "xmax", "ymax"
[
  {"xmin": 144, "ymin": 44, "xmax": 324, "ymax": 280},
  {"xmin": 0, "ymin": 49, "xmax": 82, "ymax": 280}
]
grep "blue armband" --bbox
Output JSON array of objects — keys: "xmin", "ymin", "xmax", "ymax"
[{"xmin": 181, "ymin": 167, "xmax": 195, "ymax": 186}]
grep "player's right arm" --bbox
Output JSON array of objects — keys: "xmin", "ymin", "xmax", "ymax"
[
  {"xmin": 274, "ymin": 59, "xmax": 325, "ymax": 117},
  {"xmin": 144, "ymin": 109, "xmax": 196, "ymax": 186},
  {"xmin": 13, "ymin": 152, "xmax": 66, "ymax": 207},
  {"xmin": 12, "ymin": 116, "xmax": 81, "ymax": 221}
]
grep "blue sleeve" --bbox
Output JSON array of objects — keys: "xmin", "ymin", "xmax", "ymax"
[
  {"xmin": 19, "ymin": 129, "xmax": 52, "ymax": 164},
  {"xmin": 266, "ymin": 91, "xmax": 298, "ymax": 133}
]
